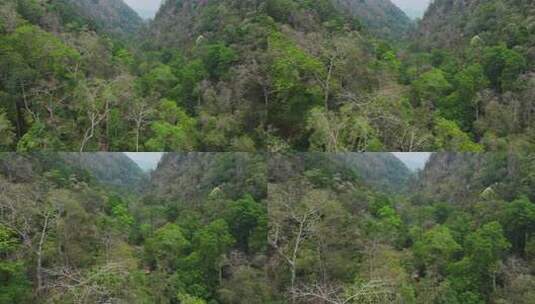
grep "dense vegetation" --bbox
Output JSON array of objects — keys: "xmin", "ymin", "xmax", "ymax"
[
  {"xmin": 268, "ymin": 152, "xmax": 535, "ymax": 304},
  {"xmin": 1, "ymin": 152, "xmax": 534, "ymax": 303},
  {"xmin": 406, "ymin": 0, "xmax": 535, "ymax": 151},
  {"xmin": 0, "ymin": 152, "xmax": 269, "ymax": 303},
  {"xmin": 1, "ymin": 0, "xmax": 532, "ymax": 151}
]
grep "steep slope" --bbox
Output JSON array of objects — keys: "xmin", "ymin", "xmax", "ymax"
[
  {"xmin": 149, "ymin": 152, "xmax": 267, "ymax": 203},
  {"xmin": 0, "ymin": 0, "xmax": 149, "ymax": 152},
  {"xmin": 144, "ymin": 0, "xmax": 410, "ymax": 150},
  {"xmin": 0, "ymin": 152, "xmax": 147, "ymax": 192},
  {"xmin": 333, "ymin": 0, "xmax": 412, "ymax": 39},
  {"xmin": 268, "ymin": 153, "xmax": 411, "ymax": 193},
  {"xmin": 138, "ymin": 153, "xmax": 270, "ymax": 302},
  {"xmin": 399, "ymin": 0, "xmax": 535, "ymax": 151},
  {"xmin": 333, "ymin": 153, "xmax": 412, "ymax": 192},
  {"xmin": 60, "ymin": 0, "xmax": 143, "ymax": 37},
  {"xmin": 268, "ymin": 152, "xmax": 535, "ymax": 303},
  {"xmin": 60, "ymin": 153, "xmax": 147, "ymax": 191},
  {"xmin": 414, "ymin": 153, "xmax": 535, "ymax": 203},
  {"xmin": 0, "ymin": 152, "xmax": 271, "ymax": 303},
  {"xmin": 417, "ymin": 0, "xmax": 535, "ymax": 51}
]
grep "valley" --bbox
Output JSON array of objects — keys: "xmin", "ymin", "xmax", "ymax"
[
  {"xmin": 0, "ymin": 0, "xmax": 532, "ymax": 152},
  {"xmin": 1, "ymin": 152, "xmax": 534, "ymax": 303},
  {"xmin": 1, "ymin": 1, "xmax": 534, "ymax": 302}
]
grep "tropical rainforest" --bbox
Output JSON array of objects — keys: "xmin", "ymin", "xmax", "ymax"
[
  {"xmin": 1, "ymin": 151, "xmax": 534, "ymax": 303},
  {"xmin": 0, "ymin": 152, "xmax": 269, "ymax": 303},
  {"xmin": 0, "ymin": 0, "xmax": 533, "ymax": 152},
  {"xmin": 268, "ymin": 152, "xmax": 535, "ymax": 304}
]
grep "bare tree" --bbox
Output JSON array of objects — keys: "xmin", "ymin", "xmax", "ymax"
[
  {"xmin": 75, "ymin": 80, "xmax": 113, "ymax": 152},
  {"xmin": 269, "ymin": 182, "xmax": 326, "ymax": 303},
  {"xmin": 128, "ymin": 98, "xmax": 153, "ymax": 152},
  {"xmin": 44, "ymin": 263, "xmax": 129, "ymax": 303},
  {"xmin": 293, "ymin": 280, "xmax": 400, "ymax": 304}
]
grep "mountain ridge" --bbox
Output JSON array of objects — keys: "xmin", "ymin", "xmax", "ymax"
[
  {"xmin": 333, "ymin": 0, "xmax": 412, "ymax": 38},
  {"xmin": 63, "ymin": 0, "xmax": 143, "ymax": 36}
]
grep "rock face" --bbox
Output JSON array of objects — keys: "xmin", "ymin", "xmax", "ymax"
[
  {"xmin": 268, "ymin": 153, "xmax": 412, "ymax": 193},
  {"xmin": 0, "ymin": 152, "xmax": 147, "ymax": 192},
  {"xmin": 149, "ymin": 153, "xmax": 267, "ymax": 203},
  {"xmin": 65, "ymin": 0, "xmax": 143, "ymax": 36},
  {"xmin": 149, "ymin": 0, "xmax": 411, "ymax": 46},
  {"xmin": 413, "ymin": 153, "xmax": 535, "ymax": 203},
  {"xmin": 333, "ymin": 0, "xmax": 412, "ymax": 38},
  {"xmin": 415, "ymin": 0, "xmax": 478, "ymax": 48},
  {"xmin": 60, "ymin": 153, "xmax": 148, "ymax": 192},
  {"xmin": 416, "ymin": 0, "xmax": 535, "ymax": 49},
  {"xmin": 333, "ymin": 153, "xmax": 412, "ymax": 192}
]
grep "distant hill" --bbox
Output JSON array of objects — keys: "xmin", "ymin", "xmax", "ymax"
[
  {"xmin": 414, "ymin": 153, "xmax": 535, "ymax": 203},
  {"xmin": 62, "ymin": 0, "xmax": 143, "ymax": 36},
  {"xmin": 333, "ymin": 153, "xmax": 412, "ymax": 192},
  {"xmin": 60, "ymin": 153, "xmax": 148, "ymax": 192},
  {"xmin": 417, "ymin": 0, "xmax": 535, "ymax": 50},
  {"xmin": 0, "ymin": 152, "xmax": 147, "ymax": 192},
  {"xmin": 333, "ymin": 0, "xmax": 412, "ymax": 38},
  {"xmin": 149, "ymin": 153, "xmax": 267, "ymax": 203},
  {"xmin": 268, "ymin": 153, "xmax": 411, "ymax": 193}
]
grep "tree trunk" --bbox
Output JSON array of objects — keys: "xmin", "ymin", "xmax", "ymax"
[{"xmin": 37, "ymin": 212, "xmax": 50, "ymax": 293}]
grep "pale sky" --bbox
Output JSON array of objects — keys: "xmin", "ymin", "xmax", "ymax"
[
  {"xmin": 123, "ymin": 0, "xmax": 163, "ymax": 18},
  {"xmin": 124, "ymin": 152, "xmax": 164, "ymax": 171},
  {"xmin": 124, "ymin": 0, "xmax": 431, "ymax": 19},
  {"xmin": 123, "ymin": 152, "xmax": 429, "ymax": 173},
  {"xmin": 392, "ymin": 152, "xmax": 432, "ymax": 171},
  {"xmin": 391, "ymin": 0, "xmax": 432, "ymax": 18}
]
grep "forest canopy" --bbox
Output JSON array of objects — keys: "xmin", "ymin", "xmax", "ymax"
[
  {"xmin": 0, "ymin": 0, "xmax": 533, "ymax": 152},
  {"xmin": 1, "ymin": 152, "xmax": 534, "ymax": 303}
]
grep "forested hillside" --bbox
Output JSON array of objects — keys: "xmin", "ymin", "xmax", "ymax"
[
  {"xmin": 60, "ymin": 0, "xmax": 143, "ymax": 36},
  {"xmin": 1, "ymin": 151, "xmax": 534, "ymax": 303},
  {"xmin": 0, "ymin": 0, "xmax": 534, "ymax": 151},
  {"xmin": 0, "ymin": 0, "xmax": 150, "ymax": 151},
  {"xmin": 332, "ymin": 0, "xmax": 411, "ymax": 39},
  {"xmin": 60, "ymin": 152, "xmax": 148, "ymax": 192},
  {"xmin": 268, "ymin": 152, "xmax": 535, "ymax": 303},
  {"xmin": 404, "ymin": 0, "xmax": 535, "ymax": 150},
  {"xmin": 0, "ymin": 152, "xmax": 270, "ymax": 303}
]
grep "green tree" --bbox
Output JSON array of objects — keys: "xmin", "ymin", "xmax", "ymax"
[
  {"xmin": 193, "ymin": 219, "xmax": 234, "ymax": 281},
  {"xmin": 411, "ymin": 68, "xmax": 452, "ymax": 106},
  {"xmin": 482, "ymin": 45, "xmax": 525, "ymax": 92},
  {"xmin": 501, "ymin": 196, "xmax": 535, "ymax": 256},
  {"xmin": 413, "ymin": 225, "xmax": 461, "ymax": 275},
  {"xmin": 0, "ymin": 109, "xmax": 15, "ymax": 149},
  {"xmin": 266, "ymin": 0, "xmax": 296, "ymax": 22},
  {"xmin": 177, "ymin": 293, "xmax": 207, "ymax": 304},
  {"xmin": 199, "ymin": 43, "xmax": 237, "ymax": 79},
  {"xmin": 434, "ymin": 118, "xmax": 483, "ymax": 152},
  {"xmin": 145, "ymin": 223, "xmax": 191, "ymax": 271},
  {"xmin": 139, "ymin": 64, "xmax": 178, "ymax": 97},
  {"xmin": 445, "ymin": 64, "xmax": 488, "ymax": 130},
  {"xmin": 268, "ymin": 31, "xmax": 324, "ymax": 144},
  {"xmin": 0, "ymin": 224, "xmax": 31, "ymax": 304},
  {"xmin": 449, "ymin": 221, "xmax": 510, "ymax": 297},
  {"xmin": 172, "ymin": 59, "xmax": 208, "ymax": 112},
  {"xmin": 225, "ymin": 195, "xmax": 267, "ymax": 253},
  {"xmin": 145, "ymin": 99, "xmax": 197, "ymax": 151}
]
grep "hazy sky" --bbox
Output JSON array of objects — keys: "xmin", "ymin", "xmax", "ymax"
[
  {"xmin": 123, "ymin": 152, "xmax": 429, "ymax": 173},
  {"xmin": 124, "ymin": 152, "xmax": 164, "ymax": 171},
  {"xmin": 391, "ymin": 0, "xmax": 431, "ymax": 18},
  {"xmin": 124, "ymin": 0, "xmax": 431, "ymax": 19},
  {"xmin": 392, "ymin": 152, "xmax": 432, "ymax": 171},
  {"xmin": 123, "ymin": 0, "xmax": 163, "ymax": 18}
]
